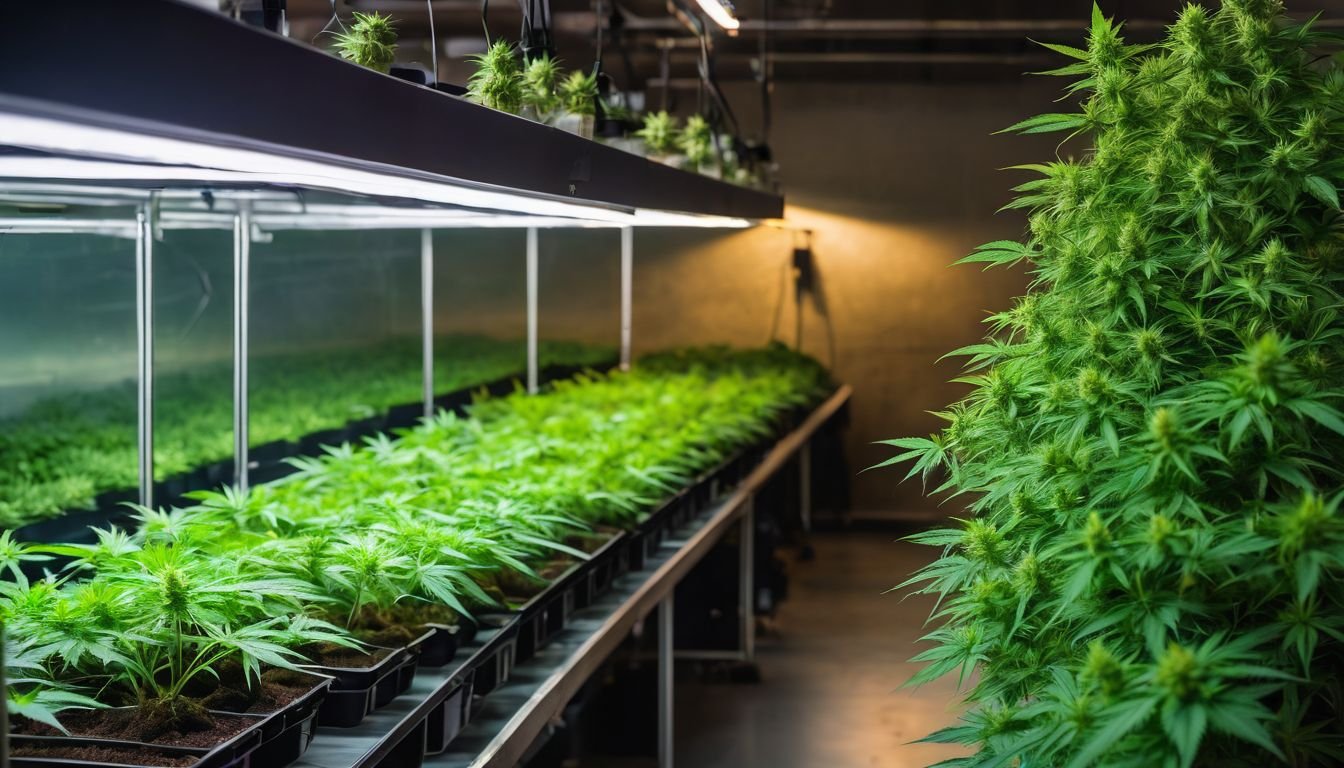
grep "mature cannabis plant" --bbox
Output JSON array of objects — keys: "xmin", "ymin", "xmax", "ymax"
[
  {"xmin": 636, "ymin": 111, "xmax": 680, "ymax": 155},
  {"xmin": 522, "ymin": 53, "xmax": 561, "ymax": 119},
  {"xmin": 559, "ymin": 70, "xmax": 599, "ymax": 118},
  {"xmin": 678, "ymin": 115, "xmax": 715, "ymax": 170},
  {"xmin": 883, "ymin": 3, "xmax": 1344, "ymax": 766},
  {"xmin": 332, "ymin": 11, "xmax": 398, "ymax": 74},
  {"xmin": 468, "ymin": 40, "xmax": 525, "ymax": 114}
]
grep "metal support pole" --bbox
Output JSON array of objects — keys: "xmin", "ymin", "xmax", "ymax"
[
  {"xmin": 232, "ymin": 208, "xmax": 251, "ymax": 493},
  {"xmin": 740, "ymin": 497, "xmax": 756, "ymax": 662},
  {"xmin": 658, "ymin": 596, "xmax": 675, "ymax": 768},
  {"xmin": 135, "ymin": 204, "xmax": 155, "ymax": 509},
  {"xmin": 526, "ymin": 227, "xmax": 539, "ymax": 395},
  {"xmin": 620, "ymin": 226, "xmax": 633, "ymax": 372},
  {"xmin": 800, "ymin": 441, "xmax": 813, "ymax": 533},
  {"xmin": 1, "ymin": 622, "xmax": 8, "ymax": 768},
  {"xmin": 421, "ymin": 228, "xmax": 434, "ymax": 419}
]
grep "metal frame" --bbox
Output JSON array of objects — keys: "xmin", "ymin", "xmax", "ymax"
[
  {"xmin": 658, "ymin": 595, "xmax": 675, "ymax": 768},
  {"xmin": 135, "ymin": 201, "xmax": 155, "ymax": 508},
  {"xmin": 421, "ymin": 228, "xmax": 435, "ymax": 419},
  {"xmin": 620, "ymin": 226, "xmax": 634, "ymax": 371},
  {"xmin": 526, "ymin": 227, "xmax": 540, "ymax": 395},
  {"xmin": 232, "ymin": 207, "xmax": 251, "ymax": 492}
]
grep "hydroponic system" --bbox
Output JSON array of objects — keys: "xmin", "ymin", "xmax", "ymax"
[{"xmin": 0, "ymin": 2, "xmax": 851, "ymax": 768}]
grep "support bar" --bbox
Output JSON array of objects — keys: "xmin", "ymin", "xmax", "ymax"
[
  {"xmin": 658, "ymin": 596, "xmax": 674, "ymax": 768},
  {"xmin": 620, "ymin": 226, "xmax": 633, "ymax": 372},
  {"xmin": 135, "ymin": 202, "xmax": 155, "ymax": 509},
  {"xmin": 740, "ymin": 497, "xmax": 756, "ymax": 662},
  {"xmin": 526, "ymin": 227, "xmax": 539, "ymax": 395},
  {"xmin": 800, "ymin": 442, "xmax": 813, "ymax": 533},
  {"xmin": 421, "ymin": 228, "xmax": 434, "ymax": 419},
  {"xmin": 232, "ymin": 208, "xmax": 251, "ymax": 493}
]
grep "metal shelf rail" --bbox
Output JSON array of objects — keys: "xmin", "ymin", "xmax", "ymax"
[{"xmin": 288, "ymin": 385, "xmax": 850, "ymax": 768}]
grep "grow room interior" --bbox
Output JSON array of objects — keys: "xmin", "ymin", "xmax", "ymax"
[{"xmin": 5, "ymin": 0, "xmax": 1344, "ymax": 767}]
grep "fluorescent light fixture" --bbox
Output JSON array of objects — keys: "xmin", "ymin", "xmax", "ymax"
[
  {"xmin": 0, "ymin": 112, "xmax": 645, "ymax": 223},
  {"xmin": 0, "ymin": 112, "xmax": 761, "ymax": 229},
  {"xmin": 695, "ymin": 0, "xmax": 740, "ymax": 31}
]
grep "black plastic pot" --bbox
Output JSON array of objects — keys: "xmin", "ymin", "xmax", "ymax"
[
  {"xmin": 9, "ymin": 710, "xmax": 266, "ymax": 768},
  {"xmin": 300, "ymin": 647, "xmax": 407, "ymax": 728},
  {"xmin": 423, "ymin": 674, "xmax": 473, "ymax": 756},
  {"xmin": 468, "ymin": 617, "xmax": 520, "ymax": 697},
  {"xmin": 414, "ymin": 623, "xmax": 462, "ymax": 668},
  {"xmin": 298, "ymin": 428, "xmax": 347, "ymax": 457},
  {"xmin": 228, "ymin": 673, "xmax": 331, "ymax": 767},
  {"xmin": 383, "ymin": 402, "xmax": 425, "ymax": 432}
]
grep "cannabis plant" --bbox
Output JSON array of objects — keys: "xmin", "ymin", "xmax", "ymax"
[
  {"xmin": 678, "ymin": 115, "xmax": 715, "ymax": 170},
  {"xmin": 468, "ymin": 40, "xmax": 524, "ymax": 114},
  {"xmin": 883, "ymin": 3, "xmax": 1344, "ymax": 767},
  {"xmin": 522, "ymin": 53, "xmax": 561, "ymax": 120},
  {"xmin": 332, "ymin": 11, "xmax": 397, "ymax": 74},
  {"xmin": 559, "ymin": 70, "xmax": 598, "ymax": 118},
  {"xmin": 636, "ymin": 111, "xmax": 680, "ymax": 155}
]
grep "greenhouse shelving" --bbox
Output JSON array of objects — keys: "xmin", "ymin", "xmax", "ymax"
[
  {"xmin": 279, "ymin": 385, "xmax": 851, "ymax": 768},
  {"xmin": 0, "ymin": 0, "xmax": 783, "ymax": 224}
]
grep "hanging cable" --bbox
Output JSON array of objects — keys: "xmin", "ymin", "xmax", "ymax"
[
  {"xmin": 481, "ymin": 0, "xmax": 491, "ymax": 44},
  {"xmin": 426, "ymin": 0, "xmax": 439, "ymax": 84}
]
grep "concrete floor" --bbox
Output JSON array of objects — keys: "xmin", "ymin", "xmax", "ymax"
[{"xmin": 666, "ymin": 529, "xmax": 969, "ymax": 768}]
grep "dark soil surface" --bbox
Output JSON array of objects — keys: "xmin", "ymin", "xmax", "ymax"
[
  {"xmin": 202, "ymin": 668, "xmax": 325, "ymax": 715},
  {"xmin": 22, "ymin": 706, "xmax": 255, "ymax": 748},
  {"xmin": 567, "ymin": 526, "xmax": 618, "ymax": 554},
  {"xmin": 355, "ymin": 624, "xmax": 419, "ymax": 648},
  {"xmin": 11, "ymin": 742, "xmax": 199, "ymax": 767},
  {"xmin": 302, "ymin": 642, "xmax": 392, "ymax": 669}
]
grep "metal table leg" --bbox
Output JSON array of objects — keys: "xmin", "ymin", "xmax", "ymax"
[{"xmin": 658, "ymin": 596, "xmax": 674, "ymax": 768}]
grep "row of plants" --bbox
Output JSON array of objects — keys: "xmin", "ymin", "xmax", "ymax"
[
  {"xmin": 885, "ymin": 3, "xmax": 1344, "ymax": 767},
  {"xmin": 3, "ymin": 344, "xmax": 830, "ymax": 765},
  {"xmin": 329, "ymin": 12, "xmax": 764, "ymax": 186},
  {"xmin": 0, "ymin": 335, "xmax": 614, "ymax": 529}
]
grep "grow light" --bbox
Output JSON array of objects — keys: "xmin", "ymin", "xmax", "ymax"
[
  {"xmin": 0, "ymin": 113, "xmax": 633, "ymax": 220},
  {"xmin": 696, "ymin": 0, "xmax": 741, "ymax": 31},
  {"xmin": 0, "ymin": 111, "xmax": 757, "ymax": 230}
]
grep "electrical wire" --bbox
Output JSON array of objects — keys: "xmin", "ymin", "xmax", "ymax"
[
  {"xmin": 426, "ymin": 0, "xmax": 439, "ymax": 84},
  {"xmin": 481, "ymin": 0, "xmax": 491, "ymax": 44}
]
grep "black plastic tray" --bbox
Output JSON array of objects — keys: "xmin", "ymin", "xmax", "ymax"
[{"xmin": 9, "ymin": 710, "xmax": 267, "ymax": 768}]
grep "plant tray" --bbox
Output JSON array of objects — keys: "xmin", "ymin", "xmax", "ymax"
[
  {"xmin": 243, "ymin": 675, "xmax": 331, "ymax": 767},
  {"xmin": 9, "ymin": 711, "xmax": 267, "ymax": 768},
  {"xmin": 299, "ymin": 647, "xmax": 408, "ymax": 728}
]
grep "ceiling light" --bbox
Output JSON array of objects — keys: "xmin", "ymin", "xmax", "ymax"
[{"xmin": 695, "ymin": 0, "xmax": 741, "ymax": 31}]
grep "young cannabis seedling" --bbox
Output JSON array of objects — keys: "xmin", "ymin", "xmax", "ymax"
[
  {"xmin": 333, "ymin": 11, "xmax": 398, "ymax": 74},
  {"xmin": 468, "ymin": 40, "xmax": 525, "ymax": 114},
  {"xmin": 883, "ymin": 3, "xmax": 1344, "ymax": 766}
]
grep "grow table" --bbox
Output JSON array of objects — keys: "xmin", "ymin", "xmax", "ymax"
[{"xmin": 287, "ymin": 385, "xmax": 850, "ymax": 768}]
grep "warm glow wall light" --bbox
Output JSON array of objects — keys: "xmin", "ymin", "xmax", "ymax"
[{"xmin": 695, "ymin": 0, "xmax": 741, "ymax": 31}]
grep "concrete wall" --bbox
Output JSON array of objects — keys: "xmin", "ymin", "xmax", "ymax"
[{"xmin": 631, "ymin": 78, "xmax": 1067, "ymax": 519}]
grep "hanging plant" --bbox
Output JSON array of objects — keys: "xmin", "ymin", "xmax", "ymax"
[
  {"xmin": 521, "ymin": 53, "xmax": 562, "ymax": 121},
  {"xmin": 678, "ymin": 115, "xmax": 715, "ymax": 171},
  {"xmin": 468, "ymin": 40, "xmax": 525, "ymax": 114},
  {"xmin": 883, "ymin": 2, "xmax": 1344, "ymax": 767},
  {"xmin": 559, "ymin": 70, "xmax": 599, "ymax": 117},
  {"xmin": 332, "ymin": 11, "xmax": 398, "ymax": 74},
  {"xmin": 635, "ymin": 111, "xmax": 680, "ymax": 156}
]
